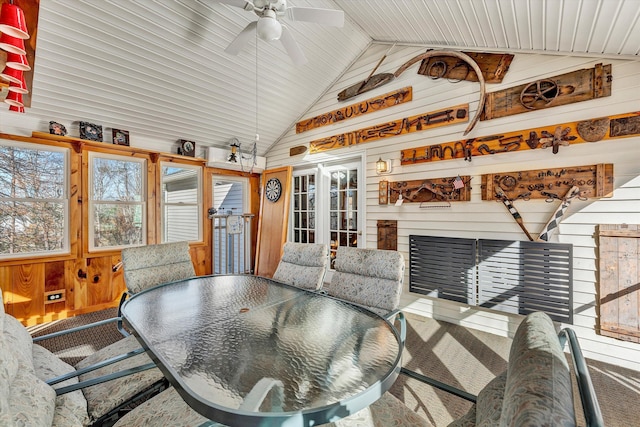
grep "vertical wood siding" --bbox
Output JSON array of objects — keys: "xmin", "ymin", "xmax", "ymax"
[{"xmin": 266, "ymin": 45, "xmax": 640, "ymax": 371}]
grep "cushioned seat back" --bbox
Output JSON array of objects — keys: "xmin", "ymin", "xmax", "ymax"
[
  {"xmin": 328, "ymin": 247, "xmax": 405, "ymax": 317},
  {"xmin": 499, "ymin": 311, "xmax": 576, "ymax": 427},
  {"xmin": 122, "ymin": 241, "xmax": 196, "ymax": 294},
  {"xmin": 0, "ymin": 293, "xmax": 57, "ymax": 426},
  {"xmin": 272, "ymin": 242, "xmax": 328, "ymax": 290}
]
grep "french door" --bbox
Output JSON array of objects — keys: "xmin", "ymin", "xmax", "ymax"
[{"xmin": 291, "ymin": 158, "xmax": 363, "ymax": 269}]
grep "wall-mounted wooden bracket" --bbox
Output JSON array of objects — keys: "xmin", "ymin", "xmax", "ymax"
[
  {"xmin": 389, "ymin": 176, "xmax": 471, "ymax": 204},
  {"xmin": 481, "ymin": 164, "xmax": 613, "ymax": 201}
]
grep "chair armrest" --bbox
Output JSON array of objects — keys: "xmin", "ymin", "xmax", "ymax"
[
  {"xmin": 558, "ymin": 327, "xmax": 604, "ymax": 427},
  {"xmin": 46, "ymin": 347, "xmax": 148, "ymax": 386},
  {"xmin": 32, "ymin": 317, "xmax": 121, "ymax": 343},
  {"xmin": 385, "ymin": 309, "xmax": 406, "ymax": 344},
  {"xmin": 54, "ymin": 362, "xmax": 157, "ymax": 396}
]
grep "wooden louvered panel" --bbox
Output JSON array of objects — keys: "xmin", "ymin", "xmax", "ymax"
[
  {"xmin": 478, "ymin": 240, "xmax": 573, "ymax": 323},
  {"xmin": 409, "ymin": 235, "xmax": 476, "ymax": 305}
]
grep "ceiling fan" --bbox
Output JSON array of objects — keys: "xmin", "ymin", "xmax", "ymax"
[{"xmin": 212, "ymin": 0, "xmax": 345, "ymax": 65}]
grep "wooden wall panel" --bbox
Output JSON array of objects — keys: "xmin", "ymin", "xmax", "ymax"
[
  {"xmin": 255, "ymin": 167, "xmax": 292, "ymax": 277},
  {"xmin": 10, "ymin": 264, "xmax": 45, "ymax": 322}
]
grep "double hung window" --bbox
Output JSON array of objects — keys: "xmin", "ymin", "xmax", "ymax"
[
  {"xmin": 0, "ymin": 140, "xmax": 69, "ymax": 258},
  {"xmin": 161, "ymin": 163, "xmax": 202, "ymax": 243},
  {"xmin": 89, "ymin": 153, "xmax": 146, "ymax": 250}
]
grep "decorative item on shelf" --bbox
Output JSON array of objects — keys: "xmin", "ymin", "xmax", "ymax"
[
  {"xmin": 79, "ymin": 121, "xmax": 103, "ymax": 141},
  {"xmin": 49, "ymin": 121, "xmax": 67, "ymax": 136},
  {"xmin": 112, "ymin": 129, "xmax": 130, "ymax": 146},
  {"xmin": 0, "ymin": 2, "xmax": 30, "ymax": 39},
  {"xmin": 177, "ymin": 139, "xmax": 196, "ymax": 156},
  {"xmin": 375, "ymin": 157, "xmax": 391, "ymax": 175}
]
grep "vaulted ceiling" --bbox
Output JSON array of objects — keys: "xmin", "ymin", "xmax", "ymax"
[{"xmin": 16, "ymin": 0, "xmax": 640, "ymax": 157}]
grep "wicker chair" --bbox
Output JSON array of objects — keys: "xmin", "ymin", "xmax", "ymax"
[{"xmin": 272, "ymin": 242, "xmax": 328, "ymax": 290}]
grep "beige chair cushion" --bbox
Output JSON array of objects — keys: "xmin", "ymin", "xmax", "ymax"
[
  {"xmin": 273, "ymin": 242, "xmax": 328, "ymax": 290},
  {"xmin": 75, "ymin": 335, "xmax": 164, "ymax": 423}
]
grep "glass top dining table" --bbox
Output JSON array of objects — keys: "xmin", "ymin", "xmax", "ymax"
[{"xmin": 121, "ymin": 274, "xmax": 403, "ymax": 427}]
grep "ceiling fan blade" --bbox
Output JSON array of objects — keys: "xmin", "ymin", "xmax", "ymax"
[
  {"xmin": 286, "ymin": 7, "xmax": 345, "ymax": 27},
  {"xmin": 225, "ymin": 21, "xmax": 257, "ymax": 55},
  {"xmin": 210, "ymin": 0, "xmax": 254, "ymax": 11},
  {"xmin": 280, "ymin": 26, "xmax": 307, "ymax": 66}
]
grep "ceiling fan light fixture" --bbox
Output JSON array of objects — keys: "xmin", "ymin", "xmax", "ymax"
[{"xmin": 257, "ymin": 10, "xmax": 282, "ymax": 41}]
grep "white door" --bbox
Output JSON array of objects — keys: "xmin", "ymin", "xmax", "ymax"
[{"xmin": 290, "ymin": 157, "xmax": 364, "ymax": 270}]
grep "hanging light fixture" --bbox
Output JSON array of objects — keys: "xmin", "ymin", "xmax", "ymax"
[
  {"xmin": 4, "ymin": 51, "xmax": 30, "ymax": 71},
  {"xmin": 0, "ymin": 66, "xmax": 22, "ymax": 84},
  {"xmin": 227, "ymin": 140, "xmax": 240, "ymax": 163},
  {"xmin": 0, "ymin": 32, "xmax": 26, "ymax": 55},
  {"xmin": 4, "ymin": 90, "xmax": 23, "ymax": 107},
  {"xmin": 256, "ymin": 10, "xmax": 282, "ymax": 41},
  {"xmin": 0, "ymin": 2, "xmax": 29, "ymax": 39}
]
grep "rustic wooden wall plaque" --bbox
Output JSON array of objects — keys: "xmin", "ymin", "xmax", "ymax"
[
  {"xmin": 310, "ymin": 104, "xmax": 469, "ymax": 154},
  {"xmin": 417, "ymin": 51, "xmax": 514, "ymax": 83},
  {"xmin": 481, "ymin": 164, "xmax": 613, "ymax": 202},
  {"xmin": 598, "ymin": 224, "xmax": 640, "ymax": 343},
  {"xmin": 400, "ymin": 111, "xmax": 640, "ymax": 165},
  {"xmin": 297, "ymin": 87, "xmax": 412, "ymax": 134},
  {"xmin": 481, "ymin": 63, "xmax": 612, "ymax": 121},
  {"xmin": 388, "ymin": 176, "xmax": 471, "ymax": 203},
  {"xmin": 378, "ymin": 180, "xmax": 389, "ymax": 205},
  {"xmin": 377, "ymin": 220, "xmax": 398, "ymax": 250}
]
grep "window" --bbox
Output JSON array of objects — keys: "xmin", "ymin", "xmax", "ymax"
[
  {"xmin": 292, "ymin": 172, "xmax": 316, "ymax": 244},
  {"xmin": 161, "ymin": 163, "xmax": 202, "ymax": 243},
  {"xmin": 89, "ymin": 153, "xmax": 146, "ymax": 250},
  {"xmin": 0, "ymin": 140, "xmax": 69, "ymax": 258},
  {"xmin": 290, "ymin": 159, "xmax": 363, "ymax": 269}
]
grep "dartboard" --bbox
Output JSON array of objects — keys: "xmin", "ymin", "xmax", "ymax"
[{"xmin": 265, "ymin": 178, "xmax": 282, "ymax": 203}]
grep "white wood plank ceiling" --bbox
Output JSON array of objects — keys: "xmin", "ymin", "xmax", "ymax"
[{"xmin": 21, "ymin": 0, "xmax": 640, "ymax": 156}]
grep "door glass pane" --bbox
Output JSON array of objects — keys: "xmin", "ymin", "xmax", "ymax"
[
  {"xmin": 291, "ymin": 171, "xmax": 316, "ymax": 244},
  {"xmin": 327, "ymin": 164, "xmax": 359, "ymax": 268}
]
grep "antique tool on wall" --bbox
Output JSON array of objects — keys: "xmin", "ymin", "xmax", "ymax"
[
  {"xmin": 336, "ymin": 50, "xmax": 486, "ymax": 135},
  {"xmin": 310, "ymin": 104, "xmax": 468, "ymax": 154},
  {"xmin": 481, "ymin": 63, "xmax": 612, "ymax": 120},
  {"xmin": 387, "ymin": 176, "xmax": 471, "ymax": 204},
  {"xmin": 417, "ymin": 51, "xmax": 514, "ymax": 83},
  {"xmin": 481, "ymin": 164, "xmax": 613, "ymax": 202},
  {"xmin": 537, "ymin": 186, "xmax": 581, "ymax": 241},
  {"xmin": 337, "ymin": 44, "xmax": 396, "ymax": 101},
  {"xmin": 401, "ymin": 111, "xmax": 640, "ymax": 165},
  {"xmin": 495, "ymin": 186, "xmax": 534, "ymax": 241}
]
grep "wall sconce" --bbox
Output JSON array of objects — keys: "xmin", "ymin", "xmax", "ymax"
[{"xmin": 376, "ymin": 157, "xmax": 391, "ymax": 175}]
